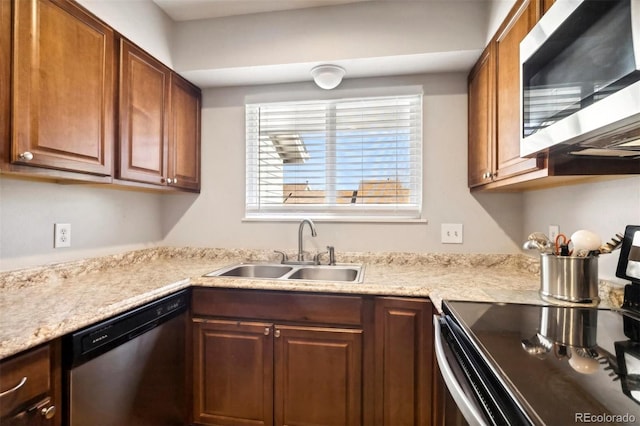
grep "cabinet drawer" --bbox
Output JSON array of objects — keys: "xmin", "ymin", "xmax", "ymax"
[
  {"xmin": 0, "ymin": 346, "xmax": 50, "ymax": 418},
  {"xmin": 192, "ymin": 288, "xmax": 363, "ymax": 326}
]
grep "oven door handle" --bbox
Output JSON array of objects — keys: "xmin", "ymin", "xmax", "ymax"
[{"xmin": 433, "ymin": 315, "xmax": 489, "ymax": 426}]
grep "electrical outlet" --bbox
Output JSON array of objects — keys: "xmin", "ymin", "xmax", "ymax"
[
  {"xmin": 549, "ymin": 225, "xmax": 559, "ymax": 243},
  {"xmin": 54, "ymin": 223, "xmax": 71, "ymax": 248},
  {"xmin": 441, "ymin": 223, "xmax": 463, "ymax": 244}
]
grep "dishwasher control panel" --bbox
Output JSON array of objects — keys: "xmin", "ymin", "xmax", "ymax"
[{"xmin": 63, "ymin": 290, "xmax": 188, "ymax": 368}]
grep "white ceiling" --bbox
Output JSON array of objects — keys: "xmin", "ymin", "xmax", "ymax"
[{"xmin": 153, "ymin": 0, "xmax": 372, "ymax": 21}]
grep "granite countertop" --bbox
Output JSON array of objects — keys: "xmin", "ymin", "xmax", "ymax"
[{"xmin": 0, "ymin": 247, "xmax": 625, "ymax": 360}]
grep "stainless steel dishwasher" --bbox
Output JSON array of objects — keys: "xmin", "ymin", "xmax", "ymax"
[{"xmin": 63, "ymin": 290, "xmax": 188, "ymax": 426}]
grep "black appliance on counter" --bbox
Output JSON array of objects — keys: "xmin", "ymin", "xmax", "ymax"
[{"xmin": 435, "ymin": 225, "xmax": 640, "ymax": 425}]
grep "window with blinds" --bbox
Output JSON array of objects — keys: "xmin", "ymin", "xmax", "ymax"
[{"xmin": 245, "ymin": 94, "xmax": 422, "ymax": 220}]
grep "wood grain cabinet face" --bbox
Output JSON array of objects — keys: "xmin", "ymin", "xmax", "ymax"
[
  {"xmin": 467, "ymin": 45, "xmax": 495, "ymax": 188},
  {"xmin": 11, "ymin": 0, "xmax": 114, "ymax": 176},
  {"xmin": 494, "ymin": 0, "xmax": 542, "ymax": 181},
  {"xmin": 118, "ymin": 41, "xmax": 201, "ymax": 191},
  {"xmin": 168, "ymin": 74, "xmax": 201, "ymax": 191},
  {"xmin": 1, "ymin": 0, "xmax": 10, "ymax": 156},
  {"xmin": 191, "ymin": 289, "xmax": 365, "ymax": 426},
  {"xmin": 118, "ymin": 40, "xmax": 170, "ymax": 185},
  {"xmin": 274, "ymin": 325, "xmax": 362, "ymax": 426},
  {"xmin": 192, "ymin": 319, "xmax": 274, "ymax": 426},
  {"xmin": 0, "ymin": 344, "xmax": 58, "ymax": 426},
  {"xmin": 374, "ymin": 297, "xmax": 433, "ymax": 426}
]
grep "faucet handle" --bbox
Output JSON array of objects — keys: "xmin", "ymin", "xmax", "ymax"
[
  {"xmin": 274, "ymin": 250, "xmax": 288, "ymax": 264},
  {"xmin": 327, "ymin": 246, "xmax": 336, "ymax": 266}
]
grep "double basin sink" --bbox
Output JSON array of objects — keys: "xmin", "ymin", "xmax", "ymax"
[{"xmin": 205, "ymin": 263, "xmax": 365, "ymax": 283}]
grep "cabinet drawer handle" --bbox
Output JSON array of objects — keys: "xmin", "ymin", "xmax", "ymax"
[
  {"xmin": 18, "ymin": 152, "xmax": 33, "ymax": 161},
  {"xmin": 41, "ymin": 405, "xmax": 56, "ymax": 420},
  {"xmin": 0, "ymin": 376, "xmax": 27, "ymax": 397}
]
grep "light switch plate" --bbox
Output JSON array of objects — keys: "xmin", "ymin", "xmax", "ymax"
[{"xmin": 441, "ymin": 223, "xmax": 463, "ymax": 244}]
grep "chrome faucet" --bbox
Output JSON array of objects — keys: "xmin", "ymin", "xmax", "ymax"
[{"xmin": 298, "ymin": 218, "xmax": 317, "ymax": 262}]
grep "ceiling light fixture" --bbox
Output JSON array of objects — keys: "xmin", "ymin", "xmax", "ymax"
[{"xmin": 311, "ymin": 65, "xmax": 346, "ymax": 90}]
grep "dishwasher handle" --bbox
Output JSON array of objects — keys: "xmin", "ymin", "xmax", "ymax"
[{"xmin": 433, "ymin": 315, "xmax": 489, "ymax": 426}]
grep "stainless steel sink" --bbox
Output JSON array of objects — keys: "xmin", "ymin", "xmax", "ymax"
[
  {"xmin": 214, "ymin": 264, "xmax": 293, "ymax": 278},
  {"xmin": 205, "ymin": 263, "xmax": 364, "ymax": 283},
  {"xmin": 287, "ymin": 266, "xmax": 360, "ymax": 282}
]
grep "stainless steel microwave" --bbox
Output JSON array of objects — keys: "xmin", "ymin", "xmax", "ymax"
[{"xmin": 520, "ymin": 0, "xmax": 640, "ymax": 159}]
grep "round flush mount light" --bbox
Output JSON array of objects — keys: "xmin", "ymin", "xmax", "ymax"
[{"xmin": 311, "ymin": 64, "xmax": 346, "ymax": 90}]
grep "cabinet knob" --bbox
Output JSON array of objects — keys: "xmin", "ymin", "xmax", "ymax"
[
  {"xmin": 173, "ymin": 178, "xmax": 178, "ymax": 184},
  {"xmin": 162, "ymin": 178, "xmax": 174, "ymax": 184},
  {"xmin": 274, "ymin": 329, "xmax": 281, "ymax": 338},
  {"xmin": 18, "ymin": 152, "xmax": 34, "ymax": 161},
  {"xmin": 264, "ymin": 327, "xmax": 270, "ymax": 336},
  {"xmin": 483, "ymin": 172, "xmax": 495, "ymax": 180},
  {"xmin": 41, "ymin": 405, "xmax": 56, "ymax": 420}
]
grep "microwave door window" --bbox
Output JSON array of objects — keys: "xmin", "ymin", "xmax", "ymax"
[{"xmin": 522, "ymin": 0, "xmax": 640, "ymax": 137}]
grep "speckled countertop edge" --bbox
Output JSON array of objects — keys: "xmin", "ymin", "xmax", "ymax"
[{"xmin": 0, "ymin": 247, "xmax": 626, "ymax": 360}]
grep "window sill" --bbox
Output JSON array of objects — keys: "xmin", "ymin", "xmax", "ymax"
[{"xmin": 242, "ymin": 216, "xmax": 428, "ymax": 224}]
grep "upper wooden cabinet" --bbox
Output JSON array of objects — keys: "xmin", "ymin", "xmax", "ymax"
[
  {"xmin": 1, "ymin": 0, "xmax": 10, "ymax": 158},
  {"xmin": 118, "ymin": 40, "xmax": 171, "ymax": 186},
  {"xmin": 118, "ymin": 40, "xmax": 201, "ymax": 192},
  {"xmin": 11, "ymin": 0, "xmax": 114, "ymax": 177},
  {"xmin": 468, "ymin": 0, "xmax": 638, "ymax": 191},
  {"xmin": 2, "ymin": 0, "xmax": 201, "ymax": 192},
  {"xmin": 168, "ymin": 74, "xmax": 201, "ymax": 192},
  {"xmin": 468, "ymin": 45, "xmax": 495, "ymax": 188},
  {"xmin": 494, "ymin": 0, "xmax": 542, "ymax": 181}
]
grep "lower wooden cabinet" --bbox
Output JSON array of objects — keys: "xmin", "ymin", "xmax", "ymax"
[
  {"xmin": 193, "ymin": 319, "xmax": 274, "ymax": 426},
  {"xmin": 0, "ymin": 343, "xmax": 60, "ymax": 426},
  {"xmin": 275, "ymin": 325, "xmax": 362, "ymax": 426},
  {"xmin": 191, "ymin": 288, "xmax": 435, "ymax": 426},
  {"xmin": 374, "ymin": 297, "xmax": 433, "ymax": 426}
]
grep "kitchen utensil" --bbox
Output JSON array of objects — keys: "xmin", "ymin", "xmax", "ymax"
[
  {"xmin": 599, "ymin": 232, "xmax": 624, "ymax": 254},
  {"xmin": 568, "ymin": 347, "xmax": 600, "ymax": 374},
  {"xmin": 523, "ymin": 240, "xmax": 543, "ymax": 251},
  {"xmin": 554, "ymin": 233, "xmax": 571, "ymax": 256},
  {"xmin": 527, "ymin": 232, "xmax": 552, "ymax": 253},
  {"xmin": 571, "ymin": 230, "xmax": 602, "ymax": 257}
]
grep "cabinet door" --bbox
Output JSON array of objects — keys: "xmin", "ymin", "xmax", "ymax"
[
  {"xmin": 374, "ymin": 297, "xmax": 433, "ymax": 426},
  {"xmin": 193, "ymin": 319, "xmax": 274, "ymax": 426},
  {"xmin": 274, "ymin": 325, "xmax": 362, "ymax": 426},
  {"xmin": 12, "ymin": 0, "xmax": 114, "ymax": 176},
  {"xmin": 542, "ymin": 0, "xmax": 555, "ymax": 14},
  {"xmin": 168, "ymin": 74, "xmax": 201, "ymax": 191},
  {"xmin": 494, "ymin": 0, "xmax": 541, "ymax": 180},
  {"xmin": 0, "ymin": 0, "xmax": 9, "ymax": 158},
  {"xmin": 467, "ymin": 45, "xmax": 495, "ymax": 188},
  {"xmin": 118, "ymin": 39, "xmax": 170, "ymax": 185}
]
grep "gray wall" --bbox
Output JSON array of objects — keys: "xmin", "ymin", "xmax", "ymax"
[
  {"xmin": 522, "ymin": 176, "xmax": 640, "ymax": 282},
  {"xmin": 0, "ymin": 178, "xmax": 164, "ymax": 270},
  {"xmin": 161, "ymin": 73, "xmax": 525, "ymax": 255}
]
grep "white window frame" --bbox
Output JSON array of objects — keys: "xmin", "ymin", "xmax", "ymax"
[{"xmin": 245, "ymin": 93, "xmax": 423, "ymax": 222}]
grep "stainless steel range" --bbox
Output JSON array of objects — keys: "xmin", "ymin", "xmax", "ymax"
[
  {"xmin": 435, "ymin": 225, "xmax": 640, "ymax": 425},
  {"xmin": 436, "ymin": 301, "xmax": 640, "ymax": 425}
]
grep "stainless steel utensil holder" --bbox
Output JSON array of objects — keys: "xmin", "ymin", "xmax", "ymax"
[{"xmin": 540, "ymin": 253, "xmax": 599, "ymax": 304}]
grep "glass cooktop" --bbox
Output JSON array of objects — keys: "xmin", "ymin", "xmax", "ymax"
[{"xmin": 443, "ymin": 301, "xmax": 640, "ymax": 425}]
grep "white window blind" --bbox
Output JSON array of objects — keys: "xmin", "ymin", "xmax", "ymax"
[{"xmin": 245, "ymin": 94, "xmax": 422, "ymax": 220}]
